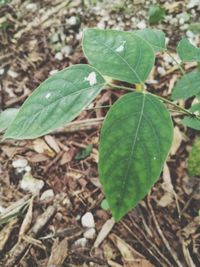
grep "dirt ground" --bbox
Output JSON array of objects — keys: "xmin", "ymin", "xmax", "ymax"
[{"xmin": 0, "ymin": 0, "xmax": 200, "ymax": 266}]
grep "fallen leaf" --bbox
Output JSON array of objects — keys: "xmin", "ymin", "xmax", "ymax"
[
  {"xmin": 170, "ymin": 126, "xmax": 184, "ymax": 155},
  {"xmin": 93, "ymin": 217, "xmax": 115, "ymax": 248},
  {"xmin": 44, "ymin": 135, "xmax": 60, "ymax": 154},
  {"xmin": 32, "ymin": 138, "xmax": 55, "ymax": 157},
  {"xmin": 47, "ymin": 237, "xmax": 68, "ymax": 266},
  {"xmin": 110, "ymin": 234, "xmax": 154, "ymax": 267}
]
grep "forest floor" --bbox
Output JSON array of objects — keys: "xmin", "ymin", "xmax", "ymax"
[{"xmin": 0, "ymin": 0, "xmax": 200, "ymax": 266}]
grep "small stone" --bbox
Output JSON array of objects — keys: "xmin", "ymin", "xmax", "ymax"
[
  {"xmin": 20, "ymin": 172, "xmax": 44, "ymax": 194},
  {"xmin": 49, "ymin": 69, "xmax": 59, "ymax": 76},
  {"xmin": 136, "ymin": 20, "xmax": 146, "ymax": 29},
  {"xmin": 55, "ymin": 52, "xmax": 63, "ymax": 61},
  {"xmin": 157, "ymin": 67, "xmax": 166, "ymax": 76},
  {"xmin": 84, "ymin": 228, "xmax": 96, "ymax": 240},
  {"xmin": 74, "ymin": 237, "xmax": 87, "ymax": 248},
  {"xmin": 66, "ymin": 16, "xmax": 77, "ymax": 26},
  {"xmin": 25, "ymin": 166, "xmax": 31, "ymax": 172},
  {"xmin": 12, "ymin": 159, "xmax": 28, "ymax": 168},
  {"xmin": 81, "ymin": 212, "xmax": 95, "ymax": 228},
  {"xmin": 61, "ymin": 45, "xmax": 72, "ymax": 57},
  {"xmin": 26, "ymin": 3, "xmax": 37, "ymax": 11},
  {"xmin": 40, "ymin": 189, "xmax": 54, "ymax": 200},
  {"xmin": 7, "ymin": 69, "xmax": 18, "ymax": 78},
  {"xmin": 0, "ymin": 68, "xmax": 4, "ymax": 75}
]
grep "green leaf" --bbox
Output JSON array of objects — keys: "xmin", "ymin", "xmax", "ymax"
[
  {"xmin": 0, "ymin": 108, "xmax": 18, "ymax": 132},
  {"xmin": 99, "ymin": 92, "xmax": 173, "ymax": 221},
  {"xmin": 5, "ymin": 65, "xmax": 105, "ymax": 139},
  {"xmin": 101, "ymin": 199, "xmax": 110, "ymax": 211},
  {"xmin": 188, "ymin": 23, "xmax": 200, "ymax": 34},
  {"xmin": 177, "ymin": 38, "xmax": 200, "ymax": 62},
  {"xmin": 188, "ymin": 138, "xmax": 200, "ymax": 176},
  {"xmin": 172, "ymin": 71, "xmax": 200, "ymax": 100},
  {"xmin": 133, "ymin": 28, "xmax": 166, "ymax": 52},
  {"xmin": 75, "ymin": 144, "xmax": 93, "ymax": 160},
  {"xmin": 148, "ymin": 5, "xmax": 165, "ymax": 25},
  {"xmin": 82, "ymin": 29, "xmax": 155, "ymax": 84},
  {"xmin": 182, "ymin": 116, "xmax": 200, "ymax": 130}
]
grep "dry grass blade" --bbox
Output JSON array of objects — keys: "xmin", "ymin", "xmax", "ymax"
[
  {"xmin": 0, "ymin": 196, "xmax": 30, "ymax": 226},
  {"xmin": 0, "ymin": 218, "xmax": 18, "ymax": 251},
  {"xmin": 19, "ymin": 195, "xmax": 34, "ymax": 237}
]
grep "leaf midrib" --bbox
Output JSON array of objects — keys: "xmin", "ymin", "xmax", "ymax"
[{"xmin": 118, "ymin": 93, "xmax": 146, "ymax": 206}]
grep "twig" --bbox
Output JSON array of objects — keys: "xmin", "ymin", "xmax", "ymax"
[
  {"xmin": 121, "ymin": 220, "xmax": 169, "ymax": 267},
  {"xmin": 53, "ymin": 117, "xmax": 104, "ymax": 134},
  {"xmin": 147, "ymin": 197, "xmax": 183, "ymax": 267},
  {"xmin": 5, "ymin": 205, "xmax": 56, "ymax": 267}
]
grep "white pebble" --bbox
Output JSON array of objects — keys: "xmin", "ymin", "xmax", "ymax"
[
  {"xmin": 74, "ymin": 237, "xmax": 87, "ymax": 248},
  {"xmin": 55, "ymin": 52, "xmax": 63, "ymax": 61},
  {"xmin": 12, "ymin": 159, "xmax": 28, "ymax": 168},
  {"xmin": 136, "ymin": 20, "xmax": 146, "ymax": 29},
  {"xmin": 40, "ymin": 189, "xmax": 54, "ymax": 200},
  {"xmin": 20, "ymin": 172, "xmax": 44, "ymax": 194},
  {"xmin": 61, "ymin": 45, "xmax": 72, "ymax": 57},
  {"xmin": 49, "ymin": 69, "xmax": 59, "ymax": 76},
  {"xmin": 0, "ymin": 68, "xmax": 4, "ymax": 75},
  {"xmin": 81, "ymin": 212, "xmax": 95, "ymax": 228},
  {"xmin": 157, "ymin": 67, "xmax": 166, "ymax": 76},
  {"xmin": 84, "ymin": 228, "xmax": 96, "ymax": 240},
  {"xmin": 66, "ymin": 16, "xmax": 77, "ymax": 26}
]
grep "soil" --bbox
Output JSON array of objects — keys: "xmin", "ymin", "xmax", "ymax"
[{"xmin": 0, "ymin": 0, "xmax": 200, "ymax": 266}]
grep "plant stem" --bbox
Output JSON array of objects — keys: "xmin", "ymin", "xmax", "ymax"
[{"xmin": 106, "ymin": 82, "xmax": 200, "ymax": 118}]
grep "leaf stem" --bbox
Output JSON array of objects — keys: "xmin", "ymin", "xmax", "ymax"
[{"xmin": 107, "ymin": 82, "xmax": 135, "ymax": 92}]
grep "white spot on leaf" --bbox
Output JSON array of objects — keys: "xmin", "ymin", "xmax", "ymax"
[
  {"xmin": 84, "ymin": 72, "xmax": 97, "ymax": 86},
  {"xmin": 115, "ymin": 41, "xmax": 126, "ymax": 53},
  {"xmin": 45, "ymin": 93, "xmax": 51, "ymax": 99},
  {"xmin": 153, "ymin": 157, "xmax": 157, "ymax": 160}
]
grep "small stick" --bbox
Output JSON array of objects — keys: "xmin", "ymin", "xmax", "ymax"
[
  {"xmin": 147, "ymin": 197, "xmax": 183, "ymax": 267},
  {"xmin": 5, "ymin": 206, "xmax": 56, "ymax": 267}
]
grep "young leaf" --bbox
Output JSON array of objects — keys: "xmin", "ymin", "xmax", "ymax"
[
  {"xmin": 182, "ymin": 117, "xmax": 200, "ymax": 130},
  {"xmin": 0, "ymin": 108, "xmax": 18, "ymax": 132},
  {"xmin": 5, "ymin": 65, "xmax": 106, "ymax": 139},
  {"xmin": 172, "ymin": 71, "xmax": 200, "ymax": 100},
  {"xmin": 133, "ymin": 28, "xmax": 166, "ymax": 52},
  {"xmin": 82, "ymin": 29, "xmax": 155, "ymax": 84},
  {"xmin": 99, "ymin": 92, "xmax": 173, "ymax": 221},
  {"xmin": 188, "ymin": 138, "xmax": 200, "ymax": 176},
  {"xmin": 148, "ymin": 5, "xmax": 165, "ymax": 25},
  {"xmin": 177, "ymin": 38, "xmax": 200, "ymax": 62}
]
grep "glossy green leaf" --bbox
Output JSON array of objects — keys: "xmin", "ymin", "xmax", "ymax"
[
  {"xmin": 148, "ymin": 5, "xmax": 165, "ymax": 25},
  {"xmin": 188, "ymin": 138, "xmax": 200, "ymax": 176},
  {"xmin": 82, "ymin": 29, "xmax": 155, "ymax": 84},
  {"xmin": 5, "ymin": 65, "xmax": 105, "ymax": 139},
  {"xmin": 0, "ymin": 108, "xmax": 18, "ymax": 132},
  {"xmin": 182, "ymin": 116, "xmax": 200, "ymax": 130},
  {"xmin": 133, "ymin": 28, "xmax": 166, "ymax": 52},
  {"xmin": 172, "ymin": 71, "xmax": 200, "ymax": 100},
  {"xmin": 99, "ymin": 92, "xmax": 173, "ymax": 221},
  {"xmin": 177, "ymin": 38, "xmax": 200, "ymax": 62}
]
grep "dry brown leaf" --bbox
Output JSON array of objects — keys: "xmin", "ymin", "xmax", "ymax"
[
  {"xmin": 60, "ymin": 150, "xmax": 74, "ymax": 165},
  {"xmin": 44, "ymin": 135, "xmax": 61, "ymax": 154},
  {"xmin": 158, "ymin": 164, "xmax": 174, "ymax": 207},
  {"xmin": 19, "ymin": 196, "xmax": 34, "ymax": 237},
  {"xmin": 32, "ymin": 138, "xmax": 55, "ymax": 157},
  {"xmin": 109, "ymin": 234, "xmax": 154, "ymax": 267},
  {"xmin": 170, "ymin": 126, "xmax": 184, "ymax": 156},
  {"xmin": 93, "ymin": 217, "xmax": 115, "ymax": 248},
  {"xmin": 47, "ymin": 237, "xmax": 68, "ymax": 266}
]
